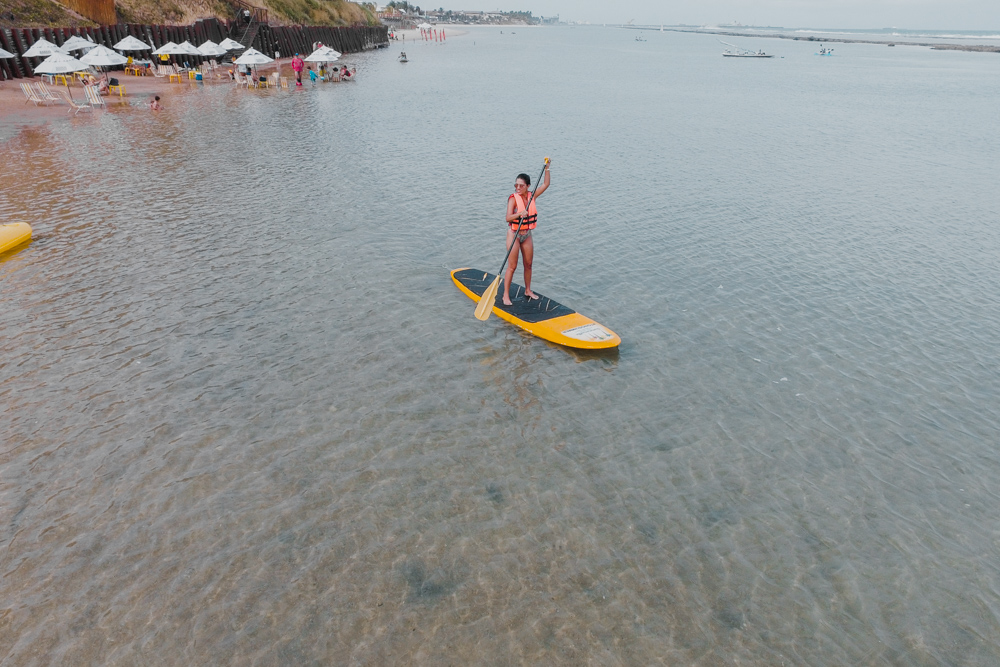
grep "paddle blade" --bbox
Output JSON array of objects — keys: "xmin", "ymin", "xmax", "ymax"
[{"xmin": 474, "ymin": 275, "xmax": 501, "ymax": 321}]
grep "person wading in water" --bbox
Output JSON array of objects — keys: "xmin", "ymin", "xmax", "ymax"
[{"xmin": 502, "ymin": 161, "xmax": 550, "ymax": 306}]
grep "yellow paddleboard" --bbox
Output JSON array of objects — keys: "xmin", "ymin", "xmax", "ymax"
[
  {"xmin": 452, "ymin": 268, "xmax": 620, "ymax": 350},
  {"xmin": 0, "ymin": 222, "xmax": 32, "ymax": 255}
]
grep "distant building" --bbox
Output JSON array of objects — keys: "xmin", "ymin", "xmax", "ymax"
[{"xmin": 423, "ymin": 9, "xmax": 538, "ymax": 25}]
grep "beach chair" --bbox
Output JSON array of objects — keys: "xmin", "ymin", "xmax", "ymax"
[
  {"xmin": 33, "ymin": 82, "xmax": 61, "ymax": 104},
  {"xmin": 210, "ymin": 59, "xmax": 218, "ymax": 69},
  {"xmin": 167, "ymin": 65, "xmax": 182, "ymax": 83},
  {"xmin": 280, "ymin": 77, "xmax": 289, "ymax": 89},
  {"xmin": 60, "ymin": 91, "xmax": 92, "ymax": 114},
  {"xmin": 83, "ymin": 85, "xmax": 106, "ymax": 108},
  {"xmin": 21, "ymin": 82, "xmax": 48, "ymax": 105},
  {"xmin": 268, "ymin": 72, "xmax": 279, "ymax": 88},
  {"xmin": 151, "ymin": 65, "xmax": 166, "ymax": 78}
]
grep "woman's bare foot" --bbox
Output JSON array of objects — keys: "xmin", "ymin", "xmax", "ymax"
[
  {"xmin": 524, "ymin": 290, "xmax": 539, "ymax": 301},
  {"xmin": 502, "ymin": 295, "xmax": 513, "ymax": 306}
]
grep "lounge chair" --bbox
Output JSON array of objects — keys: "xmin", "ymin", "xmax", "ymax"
[
  {"xmin": 83, "ymin": 85, "xmax": 106, "ymax": 108},
  {"xmin": 151, "ymin": 65, "xmax": 166, "ymax": 78},
  {"xmin": 60, "ymin": 91, "xmax": 92, "ymax": 114},
  {"xmin": 280, "ymin": 77, "xmax": 289, "ymax": 89},
  {"xmin": 20, "ymin": 82, "xmax": 47, "ymax": 106},
  {"xmin": 33, "ymin": 82, "xmax": 61, "ymax": 104}
]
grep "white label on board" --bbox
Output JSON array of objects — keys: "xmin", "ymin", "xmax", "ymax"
[{"xmin": 561, "ymin": 323, "xmax": 614, "ymax": 342}]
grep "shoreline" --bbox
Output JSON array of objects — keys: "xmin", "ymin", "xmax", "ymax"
[
  {"xmin": 0, "ymin": 55, "xmax": 355, "ymax": 143},
  {"xmin": 653, "ymin": 27, "xmax": 1000, "ymax": 52}
]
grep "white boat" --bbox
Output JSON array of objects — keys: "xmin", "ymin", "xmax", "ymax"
[
  {"xmin": 635, "ymin": 34, "xmax": 646, "ymax": 42},
  {"xmin": 816, "ymin": 45, "xmax": 834, "ymax": 56},
  {"xmin": 720, "ymin": 40, "xmax": 773, "ymax": 57}
]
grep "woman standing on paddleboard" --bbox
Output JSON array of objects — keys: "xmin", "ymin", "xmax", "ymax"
[{"xmin": 503, "ymin": 162, "xmax": 550, "ymax": 306}]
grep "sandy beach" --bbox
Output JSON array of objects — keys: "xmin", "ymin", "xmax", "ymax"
[
  {"xmin": 0, "ymin": 55, "xmax": 353, "ymax": 142},
  {"xmin": 0, "ymin": 29, "xmax": 471, "ymax": 143}
]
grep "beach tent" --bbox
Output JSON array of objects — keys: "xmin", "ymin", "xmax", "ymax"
[
  {"xmin": 218, "ymin": 38, "xmax": 245, "ymax": 51},
  {"xmin": 197, "ymin": 40, "xmax": 227, "ymax": 57},
  {"xmin": 113, "ymin": 35, "xmax": 152, "ymax": 51},
  {"xmin": 22, "ymin": 38, "xmax": 66, "ymax": 59},
  {"xmin": 61, "ymin": 35, "xmax": 96, "ymax": 53}
]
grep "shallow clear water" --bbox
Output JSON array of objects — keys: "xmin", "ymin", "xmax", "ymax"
[{"xmin": 2, "ymin": 26, "xmax": 1000, "ymax": 664}]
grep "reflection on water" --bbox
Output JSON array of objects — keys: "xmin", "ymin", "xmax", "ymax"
[{"xmin": 2, "ymin": 27, "xmax": 1000, "ymax": 663}]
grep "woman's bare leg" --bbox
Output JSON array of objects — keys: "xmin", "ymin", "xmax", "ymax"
[
  {"xmin": 502, "ymin": 228, "xmax": 520, "ymax": 306},
  {"xmin": 521, "ymin": 235, "xmax": 536, "ymax": 299}
]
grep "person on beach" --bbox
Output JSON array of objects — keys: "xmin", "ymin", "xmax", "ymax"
[
  {"xmin": 149, "ymin": 96, "xmax": 161, "ymax": 110},
  {"xmin": 291, "ymin": 53, "xmax": 304, "ymax": 86},
  {"xmin": 308, "ymin": 66, "xmax": 317, "ymax": 83},
  {"xmin": 502, "ymin": 161, "xmax": 551, "ymax": 306}
]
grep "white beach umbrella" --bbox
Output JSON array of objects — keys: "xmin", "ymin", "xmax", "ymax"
[
  {"xmin": 417, "ymin": 23, "xmax": 432, "ymax": 29},
  {"xmin": 61, "ymin": 35, "xmax": 96, "ymax": 52},
  {"xmin": 176, "ymin": 41, "xmax": 202, "ymax": 56},
  {"xmin": 197, "ymin": 40, "xmax": 227, "ymax": 56},
  {"xmin": 218, "ymin": 38, "xmax": 245, "ymax": 51},
  {"xmin": 80, "ymin": 44, "xmax": 128, "ymax": 67},
  {"xmin": 233, "ymin": 48, "xmax": 274, "ymax": 65},
  {"xmin": 33, "ymin": 51, "xmax": 89, "ymax": 74},
  {"xmin": 22, "ymin": 38, "xmax": 66, "ymax": 59},
  {"xmin": 151, "ymin": 42, "xmax": 178, "ymax": 55},
  {"xmin": 113, "ymin": 35, "xmax": 152, "ymax": 51},
  {"xmin": 0, "ymin": 47, "xmax": 14, "ymax": 59},
  {"xmin": 304, "ymin": 46, "xmax": 341, "ymax": 62}
]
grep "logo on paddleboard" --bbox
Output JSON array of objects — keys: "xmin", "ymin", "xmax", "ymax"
[{"xmin": 561, "ymin": 323, "xmax": 614, "ymax": 342}]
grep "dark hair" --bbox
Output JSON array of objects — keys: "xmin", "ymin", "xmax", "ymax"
[
  {"xmin": 516, "ymin": 173, "xmax": 530, "ymax": 186},
  {"xmin": 154, "ymin": 96, "xmax": 160, "ymax": 100}
]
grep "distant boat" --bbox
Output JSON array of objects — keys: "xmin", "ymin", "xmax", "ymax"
[
  {"xmin": 816, "ymin": 45, "xmax": 834, "ymax": 56},
  {"xmin": 720, "ymin": 40, "xmax": 773, "ymax": 58},
  {"xmin": 398, "ymin": 51, "xmax": 408, "ymax": 62},
  {"xmin": 635, "ymin": 34, "xmax": 646, "ymax": 42}
]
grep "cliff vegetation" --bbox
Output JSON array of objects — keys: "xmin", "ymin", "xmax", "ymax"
[{"xmin": 2, "ymin": 0, "xmax": 378, "ymax": 27}]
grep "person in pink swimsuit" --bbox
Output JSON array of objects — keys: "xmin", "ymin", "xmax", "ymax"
[{"xmin": 291, "ymin": 53, "xmax": 304, "ymax": 86}]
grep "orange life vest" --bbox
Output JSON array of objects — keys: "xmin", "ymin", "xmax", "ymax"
[{"xmin": 508, "ymin": 192, "xmax": 538, "ymax": 230}]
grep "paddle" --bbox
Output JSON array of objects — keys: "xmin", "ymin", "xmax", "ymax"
[{"xmin": 475, "ymin": 158, "xmax": 549, "ymax": 321}]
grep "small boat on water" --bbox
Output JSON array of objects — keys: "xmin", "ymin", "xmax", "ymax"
[
  {"xmin": 635, "ymin": 34, "xmax": 646, "ymax": 42},
  {"xmin": 720, "ymin": 40, "xmax": 773, "ymax": 58},
  {"xmin": 816, "ymin": 45, "xmax": 834, "ymax": 56},
  {"xmin": 398, "ymin": 51, "xmax": 408, "ymax": 62}
]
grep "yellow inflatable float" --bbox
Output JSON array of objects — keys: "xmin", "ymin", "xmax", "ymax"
[{"xmin": 0, "ymin": 222, "xmax": 32, "ymax": 255}]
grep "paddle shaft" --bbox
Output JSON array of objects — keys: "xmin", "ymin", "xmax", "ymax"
[{"xmin": 495, "ymin": 160, "xmax": 548, "ymax": 288}]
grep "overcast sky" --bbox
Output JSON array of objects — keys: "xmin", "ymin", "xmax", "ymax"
[{"xmin": 438, "ymin": 1, "xmax": 999, "ymax": 30}]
